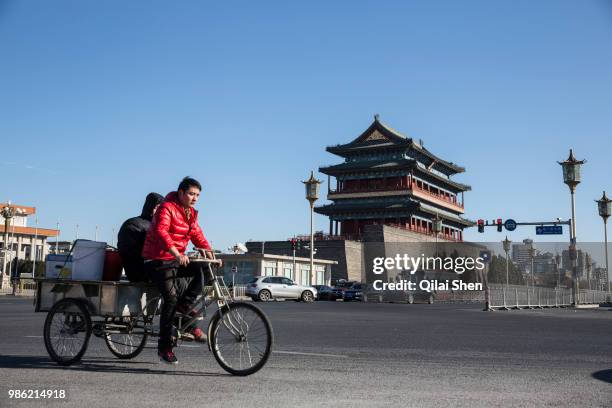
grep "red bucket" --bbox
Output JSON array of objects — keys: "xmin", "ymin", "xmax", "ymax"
[{"xmin": 103, "ymin": 249, "xmax": 123, "ymax": 281}]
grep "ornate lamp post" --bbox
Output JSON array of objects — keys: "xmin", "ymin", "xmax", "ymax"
[
  {"xmin": 585, "ymin": 253, "xmax": 592, "ymax": 290},
  {"xmin": 501, "ymin": 236, "xmax": 512, "ymax": 309},
  {"xmin": 32, "ymin": 217, "xmax": 39, "ymax": 278},
  {"xmin": 1, "ymin": 202, "xmax": 25, "ymax": 289},
  {"xmin": 433, "ymin": 214, "xmax": 442, "ymax": 256},
  {"xmin": 555, "ymin": 253, "xmax": 562, "ymax": 289},
  {"xmin": 528, "ymin": 245, "xmax": 536, "ymax": 287},
  {"xmin": 502, "ymin": 236, "xmax": 512, "ymax": 287},
  {"xmin": 596, "ymin": 191, "xmax": 611, "ymax": 293},
  {"xmin": 302, "ymin": 171, "xmax": 322, "ymax": 286},
  {"xmin": 558, "ymin": 149, "xmax": 585, "ymax": 304}
]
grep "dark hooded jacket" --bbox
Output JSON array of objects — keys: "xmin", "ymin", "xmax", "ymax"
[{"xmin": 117, "ymin": 193, "xmax": 164, "ymax": 281}]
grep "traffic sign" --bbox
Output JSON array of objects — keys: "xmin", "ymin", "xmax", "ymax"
[
  {"xmin": 535, "ymin": 225, "xmax": 563, "ymax": 235},
  {"xmin": 504, "ymin": 219, "xmax": 517, "ymax": 231},
  {"xmin": 231, "ymin": 266, "xmax": 238, "ymax": 273}
]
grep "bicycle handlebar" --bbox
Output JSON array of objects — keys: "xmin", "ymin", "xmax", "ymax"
[{"xmin": 188, "ymin": 258, "xmax": 223, "ymax": 265}]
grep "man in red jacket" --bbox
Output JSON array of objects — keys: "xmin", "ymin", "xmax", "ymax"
[{"xmin": 142, "ymin": 177, "xmax": 216, "ymax": 364}]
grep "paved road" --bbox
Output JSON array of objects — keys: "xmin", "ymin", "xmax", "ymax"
[{"xmin": 1, "ymin": 297, "xmax": 611, "ymax": 407}]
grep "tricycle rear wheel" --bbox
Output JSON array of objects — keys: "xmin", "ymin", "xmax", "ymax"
[
  {"xmin": 43, "ymin": 298, "xmax": 92, "ymax": 366},
  {"xmin": 104, "ymin": 316, "xmax": 148, "ymax": 359}
]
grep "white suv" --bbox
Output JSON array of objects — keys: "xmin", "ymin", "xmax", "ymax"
[{"xmin": 246, "ymin": 276, "xmax": 317, "ymax": 302}]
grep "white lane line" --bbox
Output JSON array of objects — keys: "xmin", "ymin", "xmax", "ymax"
[
  {"xmin": 24, "ymin": 336, "xmax": 345, "ymax": 356},
  {"xmin": 24, "ymin": 335, "xmax": 42, "ymax": 338},
  {"xmin": 273, "ymin": 350, "xmax": 348, "ymax": 358}
]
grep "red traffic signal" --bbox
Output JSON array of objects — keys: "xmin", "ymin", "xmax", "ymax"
[
  {"xmin": 497, "ymin": 218, "xmax": 503, "ymax": 232},
  {"xmin": 477, "ymin": 219, "xmax": 484, "ymax": 233}
]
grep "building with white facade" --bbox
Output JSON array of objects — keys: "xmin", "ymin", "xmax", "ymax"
[{"xmin": 0, "ymin": 202, "xmax": 59, "ymax": 276}]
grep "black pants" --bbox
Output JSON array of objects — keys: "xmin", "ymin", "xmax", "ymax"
[
  {"xmin": 145, "ymin": 260, "xmax": 204, "ymax": 350},
  {"xmin": 124, "ymin": 260, "xmax": 149, "ymax": 283}
]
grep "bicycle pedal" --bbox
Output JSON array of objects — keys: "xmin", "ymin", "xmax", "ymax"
[{"xmin": 179, "ymin": 332, "xmax": 195, "ymax": 342}]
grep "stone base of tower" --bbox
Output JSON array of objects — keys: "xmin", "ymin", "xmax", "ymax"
[{"xmin": 246, "ymin": 224, "xmax": 465, "ymax": 284}]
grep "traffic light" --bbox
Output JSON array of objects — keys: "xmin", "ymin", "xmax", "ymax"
[
  {"xmin": 290, "ymin": 239, "xmax": 297, "ymax": 251},
  {"xmin": 296, "ymin": 240, "xmax": 303, "ymax": 250},
  {"xmin": 477, "ymin": 219, "xmax": 484, "ymax": 233},
  {"xmin": 497, "ymin": 218, "xmax": 503, "ymax": 232}
]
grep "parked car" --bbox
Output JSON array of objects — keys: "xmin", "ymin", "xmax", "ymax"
[
  {"xmin": 246, "ymin": 276, "xmax": 317, "ymax": 302},
  {"xmin": 362, "ymin": 284, "xmax": 434, "ymax": 304},
  {"xmin": 330, "ymin": 280, "xmax": 357, "ymax": 301},
  {"xmin": 342, "ymin": 283, "xmax": 364, "ymax": 301},
  {"xmin": 313, "ymin": 285, "xmax": 338, "ymax": 301},
  {"xmin": 408, "ymin": 290, "xmax": 435, "ymax": 304}
]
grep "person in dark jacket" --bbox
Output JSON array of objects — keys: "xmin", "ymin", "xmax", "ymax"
[{"xmin": 117, "ymin": 192, "xmax": 164, "ymax": 282}]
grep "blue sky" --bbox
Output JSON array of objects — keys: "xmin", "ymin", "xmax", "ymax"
[{"xmin": 1, "ymin": 0, "xmax": 611, "ymax": 251}]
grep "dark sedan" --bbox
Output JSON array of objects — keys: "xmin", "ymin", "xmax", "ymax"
[
  {"xmin": 342, "ymin": 283, "xmax": 363, "ymax": 302},
  {"xmin": 314, "ymin": 285, "xmax": 341, "ymax": 301}
]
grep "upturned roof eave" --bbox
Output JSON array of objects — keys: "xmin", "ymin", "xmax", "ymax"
[
  {"xmin": 325, "ymin": 118, "xmax": 465, "ymax": 174},
  {"xmin": 319, "ymin": 158, "xmax": 417, "ymax": 175}
]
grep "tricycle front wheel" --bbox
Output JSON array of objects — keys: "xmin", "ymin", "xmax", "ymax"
[
  {"xmin": 43, "ymin": 298, "xmax": 92, "ymax": 366},
  {"xmin": 209, "ymin": 302, "xmax": 273, "ymax": 376}
]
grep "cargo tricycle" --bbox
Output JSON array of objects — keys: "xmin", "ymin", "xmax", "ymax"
[{"xmin": 34, "ymin": 258, "xmax": 273, "ymax": 376}]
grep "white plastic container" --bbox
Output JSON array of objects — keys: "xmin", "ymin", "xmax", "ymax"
[
  {"xmin": 45, "ymin": 254, "xmax": 73, "ymax": 279},
  {"xmin": 71, "ymin": 240, "xmax": 107, "ymax": 281}
]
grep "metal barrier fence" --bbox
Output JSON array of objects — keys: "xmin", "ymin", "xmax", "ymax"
[
  {"xmin": 434, "ymin": 290, "xmax": 485, "ymax": 303},
  {"xmin": 487, "ymin": 284, "xmax": 611, "ymax": 310},
  {"xmin": 0, "ymin": 277, "xmax": 37, "ymax": 297},
  {"xmin": 1, "ymin": 279, "xmax": 248, "ymax": 299},
  {"xmin": 232, "ymin": 284, "xmax": 247, "ymax": 298},
  {"xmin": 576, "ymin": 289, "xmax": 610, "ymax": 305},
  {"xmin": 363, "ymin": 289, "xmax": 485, "ymax": 304}
]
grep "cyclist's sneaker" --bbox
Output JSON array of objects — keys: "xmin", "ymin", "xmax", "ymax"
[
  {"xmin": 158, "ymin": 349, "xmax": 178, "ymax": 365},
  {"xmin": 184, "ymin": 327, "xmax": 207, "ymax": 343},
  {"xmin": 176, "ymin": 303, "xmax": 203, "ymax": 321}
]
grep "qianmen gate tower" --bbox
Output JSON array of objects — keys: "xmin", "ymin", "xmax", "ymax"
[{"xmin": 315, "ymin": 115, "xmax": 473, "ymax": 242}]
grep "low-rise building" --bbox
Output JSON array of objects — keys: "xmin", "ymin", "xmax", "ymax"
[
  {"xmin": 48, "ymin": 241, "xmax": 73, "ymax": 254},
  {"xmin": 216, "ymin": 253, "xmax": 337, "ymax": 286},
  {"xmin": 1, "ymin": 203, "xmax": 59, "ymax": 276}
]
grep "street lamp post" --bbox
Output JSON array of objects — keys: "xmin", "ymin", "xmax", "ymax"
[
  {"xmin": 32, "ymin": 217, "xmax": 39, "ymax": 278},
  {"xmin": 1, "ymin": 202, "xmax": 25, "ymax": 289},
  {"xmin": 528, "ymin": 245, "xmax": 536, "ymax": 287},
  {"xmin": 432, "ymin": 214, "xmax": 442, "ymax": 256},
  {"xmin": 502, "ymin": 236, "xmax": 512, "ymax": 309},
  {"xmin": 502, "ymin": 236, "xmax": 512, "ymax": 287},
  {"xmin": 56, "ymin": 221, "xmax": 60, "ymax": 254},
  {"xmin": 585, "ymin": 253, "xmax": 592, "ymax": 290},
  {"xmin": 302, "ymin": 171, "xmax": 322, "ymax": 286},
  {"xmin": 555, "ymin": 253, "xmax": 562, "ymax": 289},
  {"xmin": 596, "ymin": 191, "xmax": 611, "ymax": 293},
  {"xmin": 558, "ymin": 149, "xmax": 585, "ymax": 305}
]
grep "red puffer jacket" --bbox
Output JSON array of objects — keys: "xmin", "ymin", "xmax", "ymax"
[{"xmin": 142, "ymin": 191, "xmax": 212, "ymax": 261}]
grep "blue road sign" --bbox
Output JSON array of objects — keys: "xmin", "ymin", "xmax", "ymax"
[
  {"xmin": 536, "ymin": 225, "xmax": 563, "ymax": 235},
  {"xmin": 504, "ymin": 219, "xmax": 517, "ymax": 231}
]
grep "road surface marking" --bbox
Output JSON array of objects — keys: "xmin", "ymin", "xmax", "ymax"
[{"xmin": 273, "ymin": 350, "xmax": 348, "ymax": 358}]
